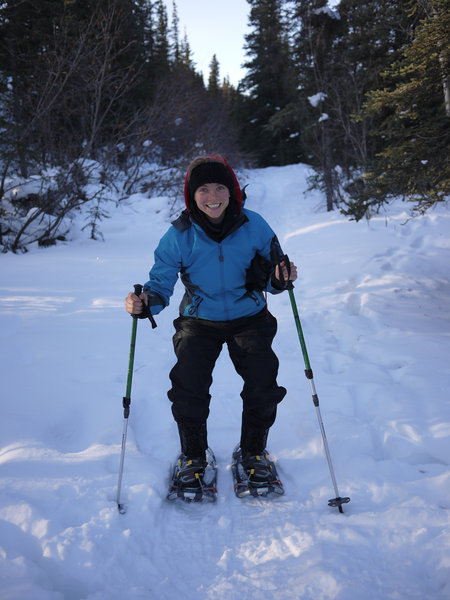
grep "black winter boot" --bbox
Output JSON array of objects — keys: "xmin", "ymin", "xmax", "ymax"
[
  {"xmin": 240, "ymin": 423, "xmax": 269, "ymax": 456},
  {"xmin": 178, "ymin": 422, "xmax": 208, "ymax": 461},
  {"xmin": 176, "ymin": 423, "xmax": 208, "ymax": 492},
  {"xmin": 240, "ymin": 424, "xmax": 274, "ymax": 487}
]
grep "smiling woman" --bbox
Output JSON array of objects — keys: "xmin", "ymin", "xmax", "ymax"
[
  {"xmin": 194, "ymin": 184, "xmax": 230, "ymax": 223},
  {"xmin": 187, "ymin": 157, "xmax": 236, "ymax": 224},
  {"xmin": 183, "ymin": 155, "xmax": 243, "ymax": 240},
  {"xmin": 125, "ymin": 153, "xmax": 297, "ymax": 502}
]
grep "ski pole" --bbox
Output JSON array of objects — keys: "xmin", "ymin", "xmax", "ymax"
[
  {"xmin": 116, "ymin": 283, "xmax": 142, "ymax": 514},
  {"xmin": 287, "ymin": 282, "xmax": 350, "ymax": 513}
]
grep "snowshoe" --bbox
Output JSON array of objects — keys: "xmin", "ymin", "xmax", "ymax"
[
  {"xmin": 167, "ymin": 447, "xmax": 217, "ymax": 503},
  {"xmin": 231, "ymin": 445, "xmax": 284, "ymax": 498}
]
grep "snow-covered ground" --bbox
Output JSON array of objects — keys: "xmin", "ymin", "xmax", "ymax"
[{"xmin": 0, "ymin": 163, "xmax": 449, "ymax": 600}]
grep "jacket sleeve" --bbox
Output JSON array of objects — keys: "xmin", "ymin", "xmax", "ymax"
[
  {"xmin": 143, "ymin": 227, "xmax": 182, "ymax": 315},
  {"xmin": 246, "ymin": 211, "xmax": 286, "ymax": 295}
]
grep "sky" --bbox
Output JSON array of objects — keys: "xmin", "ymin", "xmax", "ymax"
[
  {"xmin": 165, "ymin": 0, "xmax": 250, "ymax": 85},
  {"xmin": 164, "ymin": 0, "xmax": 251, "ymax": 87},
  {"xmin": 165, "ymin": 1, "xmax": 341, "ymax": 88}
]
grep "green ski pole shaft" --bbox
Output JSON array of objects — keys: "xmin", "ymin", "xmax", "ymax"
[
  {"xmin": 124, "ymin": 316, "xmax": 138, "ymax": 406},
  {"xmin": 116, "ymin": 284, "xmax": 142, "ymax": 514},
  {"xmin": 288, "ymin": 286, "xmax": 350, "ymax": 513},
  {"xmin": 288, "ymin": 287, "xmax": 313, "ymax": 376}
]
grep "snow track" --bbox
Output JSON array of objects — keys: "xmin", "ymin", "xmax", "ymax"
[{"xmin": 0, "ymin": 164, "xmax": 449, "ymax": 599}]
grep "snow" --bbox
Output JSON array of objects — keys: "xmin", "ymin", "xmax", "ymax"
[
  {"xmin": 1, "ymin": 162, "xmax": 449, "ymax": 599},
  {"xmin": 312, "ymin": 7, "xmax": 341, "ymax": 21},
  {"xmin": 308, "ymin": 92, "xmax": 327, "ymax": 107}
]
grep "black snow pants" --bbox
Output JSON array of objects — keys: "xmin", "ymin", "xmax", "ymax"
[{"xmin": 168, "ymin": 309, "xmax": 286, "ymax": 436}]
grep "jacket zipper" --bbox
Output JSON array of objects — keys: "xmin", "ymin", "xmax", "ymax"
[{"xmin": 218, "ymin": 243, "xmax": 230, "ymax": 320}]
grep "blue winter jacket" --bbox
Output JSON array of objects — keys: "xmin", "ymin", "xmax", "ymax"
[{"xmin": 143, "ymin": 208, "xmax": 283, "ymax": 322}]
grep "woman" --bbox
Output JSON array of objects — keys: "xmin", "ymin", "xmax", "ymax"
[{"xmin": 125, "ymin": 155, "xmax": 297, "ymax": 498}]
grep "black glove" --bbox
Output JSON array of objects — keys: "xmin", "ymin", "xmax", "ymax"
[
  {"xmin": 245, "ymin": 253, "xmax": 273, "ymax": 292},
  {"xmin": 271, "ymin": 254, "xmax": 293, "ymax": 290}
]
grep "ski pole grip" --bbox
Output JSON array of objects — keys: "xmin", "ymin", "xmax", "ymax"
[
  {"xmin": 130, "ymin": 284, "xmax": 144, "ymax": 322},
  {"xmin": 277, "ymin": 254, "xmax": 294, "ymax": 290},
  {"xmin": 132, "ymin": 283, "xmax": 157, "ymax": 329},
  {"xmin": 282, "ymin": 254, "xmax": 295, "ymax": 290}
]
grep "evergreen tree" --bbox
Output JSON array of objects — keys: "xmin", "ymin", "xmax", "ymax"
[
  {"xmin": 0, "ymin": 0, "xmax": 159, "ymax": 175},
  {"xmin": 290, "ymin": 1, "xmax": 342, "ymax": 209},
  {"xmin": 153, "ymin": 0, "xmax": 170, "ymax": 76},
  {"xmin": 288, "ymin": 0, "xmax": 413, "ymax": 211},
  {"xmin": 0, "ymin": 0, "xmax": 67, "ymax": 175},
  {"xmin": 130, "ymin": 0, "xmax": 157, "ymax": 101},
  {"xmin": 139, "ymin": 0, "xmax": 171, "ymax": 99},
  {"xmin": 180, "ymin": 31, "xmax": 195, "ymax": 70},
  {"xmin": 328, "ymin": 0, "xmax": 410, "ymax": 170},
  {"xmin": 350, "ymin": 0, "xmax": 450, "ymax": 218},
  {"xmin": 208, "ymin": 54, "xmax": 221, "ymax": 94},
  {"xmin": 239, "ymin": 0, "xmax": 298, "ymax": 166},
  {"xmin": 170, "ymin": 0, "xmax": 181, "ymax": 64}
]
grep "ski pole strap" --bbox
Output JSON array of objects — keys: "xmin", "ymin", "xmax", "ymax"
[
  {"xmin": 132, "ymin": 283, "xmax": 157, "ymax": 329},
  {"xmin": 141, "ymin": 301, "xmax": 158, "ymax": 329}
]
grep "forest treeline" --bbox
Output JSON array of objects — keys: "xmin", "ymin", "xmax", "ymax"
[{"xmin": 0, "ymin": 0, "xmax": 448, "ymax": 251}]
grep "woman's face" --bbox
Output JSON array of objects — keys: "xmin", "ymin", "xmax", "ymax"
[{"xmin": 194, "ymin": 183, "xmax": 230, "ymax": 223}]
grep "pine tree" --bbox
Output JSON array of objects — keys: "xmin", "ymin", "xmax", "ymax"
[
  {"xmin": 288, "ymin": 0, "xmax": 413, "ymax": 211},
  {"xmin": 153, "ymin": 0, "xmax": 170, "ymax": 76},
  {"xmin": 0, "ymin": 0, "xmax": 67, "ymax": 175},
  {"xmin": 170, "ymin": 0, "xmax": 181, "ymax": 64},
  {"xmin": 328, "ymin": 0, "xmax": 410, "ymax": 170},
  {"xmin": 286, "ymin": 1, "xmax": 342, "ymax": 209},
  {"xmin": 180, "ymin": 31, "xmax": 195, "ymax": 70},
  {"xmin": 350, "ymin": 0, "xmax": 450, "ymax": 218},
  {"xmin": 239, "ymin": 0, "xmax": 298, "ymax": 166},
  {"xmin": 208, "ymin": 54, "xmax": 221, "ymax": 94},
  {"xmin": 0, "ymin": 0, "xmax": 157, "ymax": 170}
]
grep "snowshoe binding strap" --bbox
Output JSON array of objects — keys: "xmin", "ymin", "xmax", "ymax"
[
  {"xmin": 167, "ymin": 450, "xmax": 217, "ymax": 503},
  {"xmin": 232, "ymin": 446, "xmax": 284, "ymax": 499}
]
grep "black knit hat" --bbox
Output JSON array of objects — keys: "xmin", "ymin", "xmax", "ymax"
[
  {"xmin": 186, "ymin": 161, "xmax": 236, "ymax": 209},
  {"xmin": 187, "ymin": 162, "xmax": 236, "ymax": 206}
]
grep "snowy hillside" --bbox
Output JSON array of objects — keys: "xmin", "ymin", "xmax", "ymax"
[{"xmin": 0, "ymin": 163, "xmax": 449, "ymax": 599}]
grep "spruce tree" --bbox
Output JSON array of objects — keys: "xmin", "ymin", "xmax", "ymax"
[
  {"xmin": 239, "ymin": 0, "xmax": 298, "ymax": 166},
  {"xmin": 289, "ymin": 1, "xmax": 342, "ymax": 209},
  {"xmin": 153, "ymin": 0, "xmax": 170, "ymax": 77},
  {"xmin": 0, "ymin": 0, "xmax": 67, "ymax": 175},
  {"xmin": 329, "ymin": 0, "xmax": 410, "ymax": 171},
  {"xmin": 208, "ymin": 55, "xmax": 221, "ymax": 94},
  {"xmin": 180, "ymin": 31, "xmax": 195, "ymax": 70},
  {"xmin": 288, "ymin": 0, "xmax": 413, "ymax": 212},
  {"xmin": 170, "ymin": 0, "xmax": 181, "ymax": 65},
  {"xmin": 350, "ymin": 0, "xmax": 450, "ymax": 218}
]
